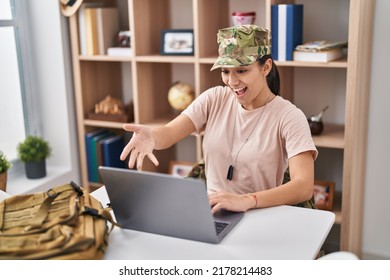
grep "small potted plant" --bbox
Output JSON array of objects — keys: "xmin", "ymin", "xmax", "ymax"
[
  {"xmin": 0, "ymin": 151, "xmax": 11, "ymax": 191},
  {"xmin": 17, "ymin": 135, "xmax": 52, "ymax": 179}
]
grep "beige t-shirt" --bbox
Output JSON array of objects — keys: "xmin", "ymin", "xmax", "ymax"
[{"xmin": 182, "ymin": 86, "xmax": 318, "ymax": 194}]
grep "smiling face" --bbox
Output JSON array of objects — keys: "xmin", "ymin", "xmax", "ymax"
[{"xmin": 221, "ymin": 59, "xmax": 273, "ymax": 110}]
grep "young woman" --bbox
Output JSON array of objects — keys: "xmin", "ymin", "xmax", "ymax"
[{"xmin": 120, "ymin": 25, "xmax": 317, "ymax": 213}]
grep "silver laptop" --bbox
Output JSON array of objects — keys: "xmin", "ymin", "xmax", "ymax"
[{"xmin": 98, "ymin": 166, "xmax": 244, "ymax": 244}]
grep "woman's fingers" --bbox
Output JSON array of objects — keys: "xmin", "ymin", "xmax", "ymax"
[
  {"xmin": 127, "ymin": 149, "xmax": 137, "ymax": 169},
  {"xmin": 147, "ymin": 153, "xmax": 159, "ymax": 166},
  {"xmin": 120, "ymin": 142, "xmax": 133, "ymax": 161},
  {"xmin": 121, "ymin": 123, "xmax": 158, "ymax": 170}
]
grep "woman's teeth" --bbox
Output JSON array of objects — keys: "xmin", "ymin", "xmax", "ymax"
[{"xmin": 234, "ymin": 87, "xmax": 247, "ymax": 95}]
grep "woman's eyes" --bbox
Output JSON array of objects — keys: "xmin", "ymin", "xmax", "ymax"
[{"xmin": 221, "ymin": 69, "xmax": 247, "ymax": 74}]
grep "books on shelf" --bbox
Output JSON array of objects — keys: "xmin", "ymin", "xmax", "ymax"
[
  {"xmin": 100, "ymin": 134, "xmax": 125, "ymax": 168},
  {"xmin": 85, "ymin": 129, "xmax": 111, "ymax": 182},
  {"xmin": 293, "ymin": 48, "xmax": 344, "ymax": 62},
  {"xmin": 84, "ymin": 7, "xmax": 99, "ymax": 55},
  {"xmin": 85, "ymin": 130, "xmax": 126, "ymax": 183},
  {"xmin": 293, "ymin": 41, "xmax": 347, "ymax": 62},
  {"xmin": 295, "ymin": 40, "xmax": 348, "ymax": 52},
  {"xmin": 271, "ymin": 4, "xmax": 303, "ymax": 61},
  {"xmin": 79, "ymin": 5, "xmax": 119, "ymax": 55}
]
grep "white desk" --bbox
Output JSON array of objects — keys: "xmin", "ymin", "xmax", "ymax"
[{"xmin": 91, "ymin": 186, "xmax": 335, "ymax": 260}]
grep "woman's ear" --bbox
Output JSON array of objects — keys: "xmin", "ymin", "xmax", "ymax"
[{"xmin": 262, "ymin": 58, "xmax": 273, "ymax": 76}]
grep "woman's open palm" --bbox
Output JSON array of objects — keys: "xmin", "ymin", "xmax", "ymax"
[{"xmin": 120, "ymin": 124, "xmax": 159, "ymax": 170}]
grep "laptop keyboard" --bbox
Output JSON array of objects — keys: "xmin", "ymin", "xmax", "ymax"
[{"xmin": 214, "ymin": 221, "xmax": 229, "ymax": 235}]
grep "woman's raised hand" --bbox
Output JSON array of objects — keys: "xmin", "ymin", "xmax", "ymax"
[{"xmin": 120, "ymin": 124, "xmax": 159, "ymax": 170}]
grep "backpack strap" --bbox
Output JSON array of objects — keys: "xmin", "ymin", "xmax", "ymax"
[
  {"xmin": 25, "ymin": 183, "xmax": 80, "ymax": 231},
  {"xmin": 81, "ymin": 200, "xmax": 121, "ymax": 232}
]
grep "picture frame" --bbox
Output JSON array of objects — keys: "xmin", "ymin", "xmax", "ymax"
[
  {"xmin": 169, "ymin": 161, "xmax": 195, "ymax": 177},
  {"xmin": 313, "ymin": 180, "xmax": 335, "ymax": 210},
  {"xmin": 160, "ymin": 29, "xmax": 194, "ymax": 55}
]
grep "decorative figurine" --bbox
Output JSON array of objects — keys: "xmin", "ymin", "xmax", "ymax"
[{"xmin": 94, "ymin": 95, "xmax": 125, "ymax": 115}]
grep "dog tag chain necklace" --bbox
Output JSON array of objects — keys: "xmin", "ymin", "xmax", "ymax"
[{"xmin": 227, "ymin": 92, "xmax": 272, "ymax": 181}]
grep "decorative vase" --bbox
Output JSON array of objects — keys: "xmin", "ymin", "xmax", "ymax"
[
  {"xmin": 25, "ymin": 160, "xmax": 46, "ymax": 179},
  {"xmin": 0, "ymin": 171, "xmax": 7, "ymax": 192}
]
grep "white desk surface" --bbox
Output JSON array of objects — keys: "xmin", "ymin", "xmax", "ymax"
[{"xmin": 91, "ymin": 186, "xmax": 335, "ymax": 260}]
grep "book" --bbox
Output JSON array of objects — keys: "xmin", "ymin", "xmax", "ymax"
[
  {"xmin": 84, "ymin": 7, "xmax": 99, "ymax": 55},
  {"xmin": 78, "ymin": 3, "xmax": 103, "ymax": 55},
  {"xmin": 96, "ymin": 7, "xmax": 119, "ymax": 55},
  {"xmin": 293, "ymin": 48, "xmax": 344, "ymax": 62},
  {"xmin": 107, "ymin": 47, "xmax": 132, "ymax": 56},
  {"xmin": 85, "ymin": 129, "xmax": 112, "ymax": 182},
  {"xmin": 101, "ymin": 134, "xmax": 125, "ymax": 168},
  {"xmin": 78, "ymin": 5, "xmax": 87, "ymax": 55},
  {"xmin": 85, "ymin": 129, "xmax": 106, "ymax": 182},
  {"xmin": 271, "ymin": 4, "xmax": 303, "ymax": 61},
  {"xmin": 295, "ymin": 40, "xmax": 348, "ymax": 52}
]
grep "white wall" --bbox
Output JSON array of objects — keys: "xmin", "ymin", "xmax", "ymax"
[
  {"xmin": 362, "ymin": 0, "xmax": 390, "ymax": 260},
  {"xmin": 6, "ymin": 0, "xmax": 80, "ymax": 194}
]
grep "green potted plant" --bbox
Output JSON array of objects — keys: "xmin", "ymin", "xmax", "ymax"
[
  {"xmin": 17, "ymin": 135, "xmax": 52, "ymax": 179},
  {"xmin": 0, "ymin": 151, "xmax": 11, "ymax": 191}
]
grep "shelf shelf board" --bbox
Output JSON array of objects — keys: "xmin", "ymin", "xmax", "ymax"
[
  {"xmin": 275, "ymin": 57, "xmax": 348, "ymax": 68},
  {"xmin": 79, "ymin": 55, "xmax": 133, "ymax": 62},
  {"xmin": 199, "ymin": 57, "xmax": 218, "ymax": 64},
  {"xmin": 136, "ymin": 54, "xmax": 196, "ymax": 63},
  {"xmin": 312, "ymin": 123, "xmax": 344, "ymax": 149},
  {"xmin": 84, "ymin": 119, "xmax": 128, "ymax": 129},
  {"xmin": 199, "ymin": 56, "xmax": 348, "ymax": 68}
]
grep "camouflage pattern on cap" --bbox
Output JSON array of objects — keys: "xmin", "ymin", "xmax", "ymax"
[{"xmin": 210, "ymin": 25, "xmax": 271, "ymax": 71}]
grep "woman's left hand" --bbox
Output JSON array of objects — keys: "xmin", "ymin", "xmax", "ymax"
[{"xmin": 208, "ymin": 192, "xmax": 255, "ymax": 214}]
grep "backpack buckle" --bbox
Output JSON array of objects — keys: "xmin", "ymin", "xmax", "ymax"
[
  {"xmin": 84, "ymin": 206, "xmax": 100, "ymax": 217},
  {"xmin": 70, "ymin": 181, "xmax": 83, "ymax": 196},
  {"xmin": 47, "ymin": 188, "xmax": 59, "ymax": 198}
]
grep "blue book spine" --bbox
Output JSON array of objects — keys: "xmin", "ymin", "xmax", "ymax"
[
  {"xmin": 271, "ymin": 5, "xmax": 279, "ymax": 60},
  {"xmin": 90, "ymin": 132, "xmax": 113, "ymax": 182},
  {"xmin": 102, "ymin": 134, "xmax": 125, "ymax": 168},
  {"xmin": 271, "ymin": 4, "xmax": 303, "ymax": 61},
  {"xmin": 286, "ymin": 4, "xmax": 303, "ymax": 61},
  {"xmin": 85, "ymin": 129, "xmax": 108, "ymax": 183}
]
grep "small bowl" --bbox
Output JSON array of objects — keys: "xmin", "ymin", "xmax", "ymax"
[{"xmin": 232, "ymin": 12, "xmax": 256, "ymax": 26}]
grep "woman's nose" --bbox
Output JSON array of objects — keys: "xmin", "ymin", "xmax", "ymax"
[{"xmin": 227, "ymin": 73, "xmax": 239, "ymax": 86}]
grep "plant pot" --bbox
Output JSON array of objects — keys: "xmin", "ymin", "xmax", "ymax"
[
  {"xmin": 25, "ymin": 160, "xmax": 46, "ymax": 179},
  {"xmin": 0, "ymin": 171, "xmax": 7, "ymax": 191}
]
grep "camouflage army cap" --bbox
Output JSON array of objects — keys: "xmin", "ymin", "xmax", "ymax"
[{"xmin": 210, "ymin": 25, "xmax": 271, "ymax": 71}]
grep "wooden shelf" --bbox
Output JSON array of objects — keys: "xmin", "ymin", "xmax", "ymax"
[
  {"xmin": 312, "ymin": 123, "xmax": 344, "ymax": 149},
  {"xmin": 200, "ymin": 56, "xmax": 348, "ymax": 68},
  {"xmin": 83, "ymin": 119, "xmax": 128, "ymax": 129},
  {"xmin": 275, "ymin": 56, "xmax": 348, "ymax": 68},
  {"xmin": 136, "ymin": 55, "xmax": 196, "ymax": 63},
  {"xmin": 79, "ymin": 55, "xmax": 133, "ymax": 62}
]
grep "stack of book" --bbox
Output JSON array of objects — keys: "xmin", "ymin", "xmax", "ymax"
[
  {"xmin": 271, "ymin": 4, "xmax": 303, "ymax": 61},
  {"xmin": 79, "ymin": 5, "xmax": 119, "ymax": 55},
  {"xmin": 293, "ymin": 41, "xmax": 348, "ymax": 62},
  {"xmin": 85, "ymin": 129, "xmax": 127, "ymax": 183}
]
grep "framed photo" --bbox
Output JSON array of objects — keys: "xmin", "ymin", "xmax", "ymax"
[
  {"xmin": 161, "ymin": 29, "xmax": 194, "ymax": 55},
  {"xmin": 313, "ymin": 180, "xmax": 335, "ymax": 210},
  {"xmin": 169, "ymin": 161, "xmax": 195, "ymax": 177}
]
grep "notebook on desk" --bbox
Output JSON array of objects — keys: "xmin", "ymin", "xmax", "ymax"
[{"xmin": 98, "ymin": 166, "xmax": 244, "ymax": 244}]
